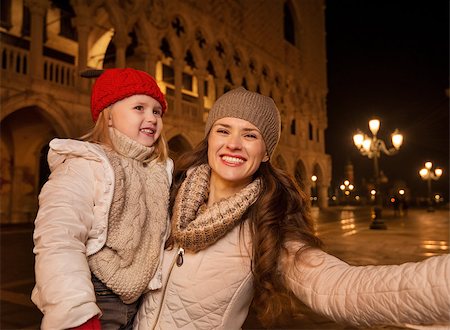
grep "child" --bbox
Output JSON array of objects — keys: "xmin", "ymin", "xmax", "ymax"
[{"xmin": 32, "ymin": 68, "xmax": 173, "ymax": 329}]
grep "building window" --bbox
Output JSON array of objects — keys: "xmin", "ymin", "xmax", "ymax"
[
  {"xmin": 284, "ymin": 2, "xmax": 295, "ymax": 45},
  {"xmin": 171, "ymin": 17, "xmax": 185, "ymax": 37},
  {"xmin": 21, "ymin": 5, "xmax": 31, "ymax": 37},
  {"xmin": 162, "ymin": 64, "xmax": 175, "ymax": 85},
  {"xmin": 290, "ymin": 119, "xmax": 296, "ymax": 135},
  {"xmin": 233, "ymin": 51, "xmax": 241, "ymax": 66},
  {"xmin": 242, "ymin": 77, "xmax": 248, "ymax": 89},
  {"xmin": 216, "ymin": 42, "xmax": 225, "ymax": 58},
  {"xmin": 54, "ymin": 0, "xmax": 77, "ymax": 40},
  {"xmin": 249, "ymin": 59, "xmax": 256, "ymax": 73},
  {"xmin": 309, "ymin": 122, "xmax": 313, "ymax": 140},
  {"xmin": 204, "ymin": 80, "xmax": 209, "ymax": 97},
  {"xmin": 1, "ymin": 0, "xmax": 12, "ymax": 30},
  {"xmin": 184, "ymin": 50, "xmax": 196, "ymax": 69},
  {"xmin": 207, "ymin": 60, "xmax": 216, "ymax": 77},
  {"xmin": 195, "ymin": 30, "xmax": 206, "ymax": 48},
  {"xmin": 262, "ymin": 66, "xmax": 269, "ymax": 80},
  {"xmin": 160, "ymin": 38, "xmax": 173, "ymax": 58},
  {"xmin": 182, "ymin": 72, "xmax": 193, "ymax": 91},
  {"xmin": 225, "ymin": 70, "xmax": 233, "ymax": 85}
]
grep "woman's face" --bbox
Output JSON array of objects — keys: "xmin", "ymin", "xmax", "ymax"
[
  {"xmin": 207, "ymin": 117, "xmax": 268, "ymax": 190},
  {"xmin": 108, "ymin": 94, "xmax": 163, "ymax": 147}
]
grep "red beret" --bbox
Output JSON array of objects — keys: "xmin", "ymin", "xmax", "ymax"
[{"xmin": 90, "ymin": 68, "xmax": 167, "ymax": 122}]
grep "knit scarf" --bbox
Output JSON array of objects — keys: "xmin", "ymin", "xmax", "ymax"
[
  {"xmin": 171, "ymin": 164, "xmax": 261, "ymax": 252},
  {"xmin": 88, "ymin": 128, "xmax": 170, "ymax": 304}
]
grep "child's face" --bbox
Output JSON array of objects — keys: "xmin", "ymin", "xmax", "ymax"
[{"xmin": 109, "ymin": 94, "xmax": 163, "ymax": 147}]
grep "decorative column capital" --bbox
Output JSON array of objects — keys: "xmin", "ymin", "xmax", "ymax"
[
  {"xmin": 194, "ymin": 68, "xmax": 208, "ymax": 80},
  {"xmin": 25, "ymin": 0, "xmax": 49, "ymax": 15},
  {"xmin": 112, "ymin": 32, "xmax": 131, "ymax": 49}
]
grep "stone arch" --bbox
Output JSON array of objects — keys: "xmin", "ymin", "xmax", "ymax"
[
  {"xmin": 1, "ymin": 92, "xmax": 73, "ymax": 138},
  {"xmin": 163, "ymin": 31, "xmax": 185, "ymax": 61},
  {"xmin": 209, "ymin": 38, "xmax": 230, "ymax": 78},
  {"xmin": 87, "ymin": 7, "xmax": 114, "ymax": 67},
  {"xmin": 167, "ymin": 134, "xmax": 193, "ymax": 161},
  {"xmin": 109, "ymin": 2, "xmax": 148, "ymax": 38},
  {"xmin": 136, "ymin": 15, "xmax": 160, "ymax": 51},
  {"xmin": 229, "ymin": 47, "xmax": 246, "ymax": 86},
  {"xmin": 294, "ymin": 159, "xmax": 307, "ymax": 191},
  {"xmin": 1, "ymin": 106, "xmax": 61, "ymax": 223},
  {"xmin": 185, "ymin": 38, "xmax": 206, "ymax": 70},
  {"xmin": 88, "ymin": 28, "xmax": 115, "ymax": 68},
  {"xmin": 273, "ymin": 155, "xmax": 287, "ymax": 171},
  {"xmin": 183, "ymin": 48, "xmax": 197, "ymax": 69},
  {"xmin": 283, "ymin": 0, "xmax": 301, "ymax": 47},
  {"xmin": 192, "ymin": 27, "xmax": 212, "ymax": 63}
]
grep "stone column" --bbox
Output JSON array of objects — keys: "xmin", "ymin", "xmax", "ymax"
[
  {"xmin": 173, "ymin": 58, "xmax": 184, "ymax": 117},
  {"xmin": 134, "ymin": 45, "xmax": 159, "ymax": 77},
  {"xmin": 73, "ymin": 11, "xmax": 91, "ymax": 90},
  {"xmin": 113, "ymin": 33, "xmax": 130, "ymax": 68},
  {"xmin": 215, "ymin": 76, "xmax": 225, "ymax": 99},
  {"xmin": 318, "ymin": 183, "xmax": 329, "ymax": 208},
  {"xmin": 75, "ymin": 20, "xmax": 89, "ymax": 70},
  {"xmin": 26, "ymin": 0, "xmax": 49, "ymax": 80},
  {"xmin": 194, "ymin": 68, "xmax": 208, "ymax": 122},
  {"xmin": 146, "ymin": 52, "xmax": 159, "ymax": 77}
]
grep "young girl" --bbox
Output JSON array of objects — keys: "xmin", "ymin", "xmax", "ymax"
[{"xmin": 32, "ymin": 68, "xmax": 173, "ymax": 329}]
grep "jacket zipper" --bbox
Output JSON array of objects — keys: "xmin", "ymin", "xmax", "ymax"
[{"xmin": 152, "ymin": 246, "xmax": 184, "ymax": 329}]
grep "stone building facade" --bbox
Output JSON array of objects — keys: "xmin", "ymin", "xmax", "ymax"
[{"xmin": 0, "ymin": 0, "xmax": 331, "ymax": 223}]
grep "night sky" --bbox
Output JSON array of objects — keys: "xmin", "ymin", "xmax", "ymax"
[{"xmin": 324, "ymin": 1, "xmax": 449, "ymax": 201}]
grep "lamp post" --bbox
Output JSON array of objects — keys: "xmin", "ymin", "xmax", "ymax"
[
  {"xmin": 311, "ymin": 175, "xmax": 317, "ymax": 206},
  {"xmin": 353, "ymin": 118, "xmax": 403, "ymax": 229},
  {"xmin": 419, "ymin": 161, "xmax": 443, "ymax": 212},
  {"xmin": 339, "ymin": 180, "xmax": 354, "ymax": 205}
]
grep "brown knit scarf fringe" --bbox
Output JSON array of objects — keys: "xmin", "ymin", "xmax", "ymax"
[{"xmin": 172, "ymin": 164, "xmax": 261, "ymax": 252}]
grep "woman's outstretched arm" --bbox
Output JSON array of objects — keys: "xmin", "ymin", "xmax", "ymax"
[{"xmin": 280, "ymin": 242, "xmax": 450, "ymax": 328}]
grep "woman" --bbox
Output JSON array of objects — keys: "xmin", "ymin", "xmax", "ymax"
[{"xmin": 135, "ymin": 87, "xmax": 449, "ymax": 329}]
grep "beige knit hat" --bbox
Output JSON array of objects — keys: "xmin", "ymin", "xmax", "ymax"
[{"xmin": 205, "ymin": 87, "xmax": 281, "ymax": 158}]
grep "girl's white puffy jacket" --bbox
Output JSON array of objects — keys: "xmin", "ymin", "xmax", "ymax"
[
  {"xmin": 31, "ymin": 139, "xmax": 173, "ymax": 330},
  {"xmin": 135, "ymin": 224, "xmax": 450, "ymax": 329}
]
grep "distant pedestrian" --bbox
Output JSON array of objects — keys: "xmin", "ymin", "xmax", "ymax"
[
  {"xmin": 401, "ymin": 198, "xmax": 409, "ymax": 216},
  {"xmin": 135, "ymin": 87, "xmax": 450, "ymax": 329},
  {"xmin": 32, "ymin": 68, "xmax": 173, "ymax": 329},
  {"xmin": 393, "ymin": 196, "xmax": 400, "ymax": 216}
]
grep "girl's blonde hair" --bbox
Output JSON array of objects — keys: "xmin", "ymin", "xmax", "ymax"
[{"xmin": 81, "ymin": 107, "xmax": 169, "ymax": 162}]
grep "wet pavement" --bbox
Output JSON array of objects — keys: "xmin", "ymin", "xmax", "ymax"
[{"xmin": 1, "ymin": 206, "xmax": 449, "ymax": 329}]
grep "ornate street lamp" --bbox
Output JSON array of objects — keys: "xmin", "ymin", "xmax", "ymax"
[
  {"xmin": 339, "ymin": 180, "xmax": 354, "ymax": 204},
  {"xmin": 419, "ymin": 161, "xmax": 443, "ymax": 212},
  {"xmin": 311, "ymin": 175, "xmax": 318, "ymax": 206},
  {"xmin": 353, "ymin": 118, "xmax": 403, "ymax": 229}
]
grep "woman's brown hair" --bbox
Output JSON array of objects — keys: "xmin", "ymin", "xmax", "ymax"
[{"xmin": 169, "ymin": 137, "xmax": 322, "ymax": 326}]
